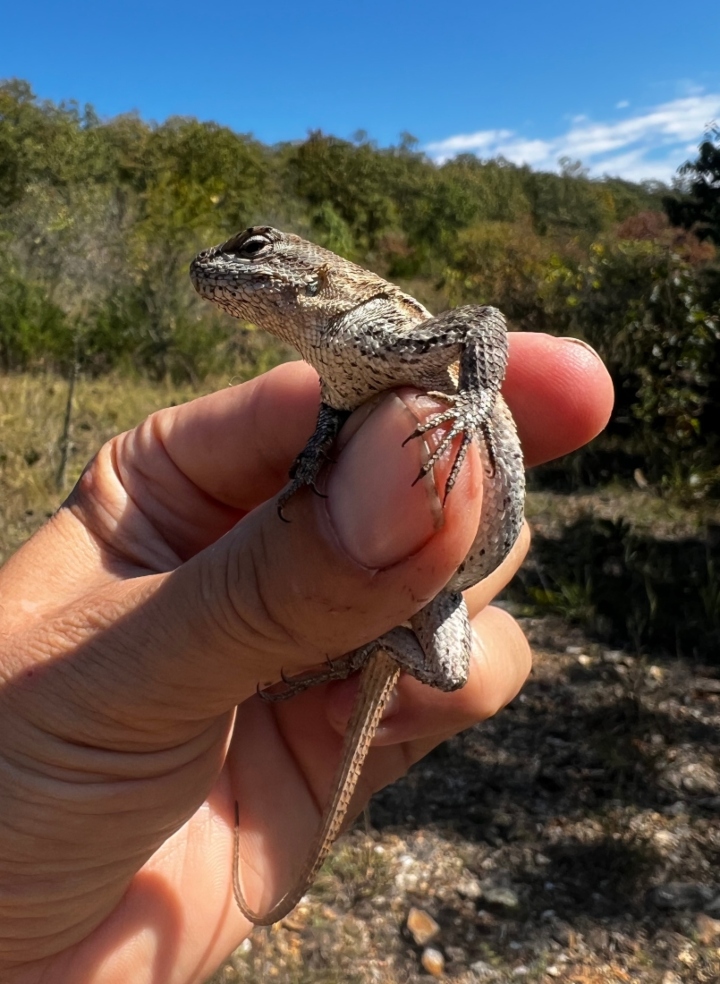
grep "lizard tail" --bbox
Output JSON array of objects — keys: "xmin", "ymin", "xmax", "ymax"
[{"xmin": 232, "ymin": 650, "xmax": 401, "ymax": 926}]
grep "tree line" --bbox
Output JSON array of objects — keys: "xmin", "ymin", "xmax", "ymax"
[{"xmin": 1, "ymin": 78, "xmax": 718, "ymax": 494}]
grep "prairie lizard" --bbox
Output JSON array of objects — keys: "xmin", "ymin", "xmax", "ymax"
[{"xmin": 190, "ymin": 227, "xmax": 525, "ymax": 924}]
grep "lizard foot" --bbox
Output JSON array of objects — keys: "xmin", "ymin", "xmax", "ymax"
[
  {"xmin": 277, "ymin": 449, "xmax": 330, "ymax": 520},
  {"xmin": 257, "ymin": 625, "xmax": 423, "ymax": 702},
  {"xmin": 403, "ymin": 390, "xmax": 495, "ymax": 499},
  {"xmin": 258, "ymin": 649, "xmax": 370, "ymax": 701}
]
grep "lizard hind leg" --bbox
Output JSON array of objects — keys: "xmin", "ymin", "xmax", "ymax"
[{"xmin": 407, "ymin": 591, "xmax": 472, "ymax": 691}]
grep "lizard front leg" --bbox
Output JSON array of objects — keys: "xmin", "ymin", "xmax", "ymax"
[
  {"xmin": 353, "ymin": 305, "xmax": 508, "ymax": 500},
  {"xmin": 405, "ymin": 308, "xmax": 508, "ymax": 498},
  {"xmin": 277, "ymin": 401, "xmax": 347, "ymax": 517}
]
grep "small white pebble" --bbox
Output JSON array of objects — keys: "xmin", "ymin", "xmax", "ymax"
[{"xmin": 421, "ymin": 947, "xmax": 445, "ymax": 977}]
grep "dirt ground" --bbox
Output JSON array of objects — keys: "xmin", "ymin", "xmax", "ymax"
[{"xmin": 209, "ymin": 614, "xmax": 720, "ymax": 984}]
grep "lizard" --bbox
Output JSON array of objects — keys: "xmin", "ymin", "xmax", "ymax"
[{"xmin": 189, "ymin": 226, "xmax": 525, "ymax": 925}]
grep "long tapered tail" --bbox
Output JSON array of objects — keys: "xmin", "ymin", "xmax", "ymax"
[{"xmin": 233, "ymin": 650, "xmax": 401, "ymax": 925}]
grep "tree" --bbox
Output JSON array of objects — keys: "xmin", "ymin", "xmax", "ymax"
[{"xmin": 664, "ymin": 126, "xmax": 720, "ymax": 247}]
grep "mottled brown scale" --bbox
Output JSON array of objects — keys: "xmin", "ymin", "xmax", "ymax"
[{"xmin": 191, "ymin": 227, "xmax": 525, "ymax": 925}]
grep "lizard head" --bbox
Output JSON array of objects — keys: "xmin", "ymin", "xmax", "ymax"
[{"xmin": 190, "ymin": 226, "xmax": 427, "ymax": 349}]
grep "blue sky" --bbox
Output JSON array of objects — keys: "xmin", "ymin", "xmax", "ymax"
[{"xmin": 2, "ymin": 0, "xmax": 719, "ymax": 184}]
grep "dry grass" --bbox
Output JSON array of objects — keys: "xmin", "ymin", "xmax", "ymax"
[{"xmin": 0, "ymin": 371, "xmax": 219, "ymax": 565}]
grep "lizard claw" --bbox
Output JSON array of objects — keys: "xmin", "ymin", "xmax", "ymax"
[
  {"xmin": 309, "ymin": 481, "xmax": 328, "ymax": 499},
  {"xmin": 403, "ymin": 391, "xmax": 495, "ymax": 499},
  {"xmin": 276, "ymin": 476, "xmax": 326, "ymax": 519}
]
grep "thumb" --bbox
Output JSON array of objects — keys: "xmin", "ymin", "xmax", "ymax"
[{"xmin": 105, "ymin": 389, "xmax": 485, "ymax": 734}]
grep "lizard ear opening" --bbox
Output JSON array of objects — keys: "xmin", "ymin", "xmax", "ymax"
[{"xmin": 305, "ymin": 264, "xmax": 331, "ymax": 298}]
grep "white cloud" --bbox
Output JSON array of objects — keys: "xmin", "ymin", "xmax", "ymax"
[
  {"xmin": 616, "ymin": 100, "xmax": 630, "ymax": 109},
  {"xmin": 424, "ymin": 91, "xmax": 720, "ymax": 183}
]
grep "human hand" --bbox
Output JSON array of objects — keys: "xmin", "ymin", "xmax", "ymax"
[{"xmin": 0, "ymin": 334, "xmax": 613, "ymax": 984}]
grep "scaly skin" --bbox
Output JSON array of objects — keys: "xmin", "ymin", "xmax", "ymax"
[{"xmin": 190, "ymin": 227, "xmax": 525, "ymax": 924}]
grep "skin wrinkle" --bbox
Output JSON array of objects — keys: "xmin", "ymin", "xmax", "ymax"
[
  {"xmin": 68, "ymin": 445, "xmax": 162, "ymax": 575},
  {"xmin": 141, "ymin": 413, "xmax": 242, "ymax": 559},
  {"xmin": 216, "ymin": 526, "xmax": 303, "ymax": 660},
  {"xmin": 115, "ymin": 426, "xmax": 189, "ymax": 570}
]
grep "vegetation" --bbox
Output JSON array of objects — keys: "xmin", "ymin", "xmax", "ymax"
[{"xmin": 1, "ymin": 77, "xmax": 719, "ymax": 660}]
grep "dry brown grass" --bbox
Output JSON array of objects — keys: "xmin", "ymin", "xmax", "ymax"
[{"xmin": 0, "ymin": 371, "xmax": 219, "ymax": 565}]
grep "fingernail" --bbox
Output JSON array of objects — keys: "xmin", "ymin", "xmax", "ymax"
[
  {"xmin": 327, "ymin": 393, "xmax": 445, "ymax": 569},
  {"xmin": 560, "ymin": 336, "xmax": 601, "ymax": 359}
]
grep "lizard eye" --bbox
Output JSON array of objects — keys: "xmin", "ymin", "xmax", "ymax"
[
  {"xmin": 236, "ymin": 236, "xmax": 268, "ymax": 257},
  {"xmin": 221, "ymin": 230, "xmax": 271, "ymax": 259},
  {"xmin": 305, "ymin": 278, "xmax": 320, "ymax": 297}
]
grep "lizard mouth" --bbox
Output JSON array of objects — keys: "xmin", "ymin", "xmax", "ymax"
[{"xmin": 188, "ymin": 248, "xmax": 216, "ymax": 293}]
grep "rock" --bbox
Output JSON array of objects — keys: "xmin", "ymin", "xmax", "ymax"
[
  {"xmin": 512, "ymin": 966, "xmax": 529, "ymax": 977},
  {"xmin": 457, "ymin": 872, "xmax": 483, "ymax": 900},
  {"xmin": 681, "ymin": 762, "xmax": 720, "ymax": 795},
  {"xmin": 406, "ymin": 907, "xmax": 440, "ymax": 946},
  {"xmin": 551, "ymin": 921, "xmax": 575, "ymax": 947},
  {"xmin": 647, "ymin": 882, "xmax": 716, "ymax": 910},
  {"xmin": 662, "ymin": 800, "xmax": 688, "ymax": 816},
  {"xmin": 696, "ymin": 912, "xmax": 720, "ymax": 944},
  {"xmin": 444, "ymin": 945, "xmax": 467, "ymax": 963},
  {"xmin": 652, "ymin": 829, "xmax": 678, "ymax": 852},
  {"xmin": 697, "ymin": 795, "xmax": 720, "ymax": 811},
  {"xmin": 421, "ymin": 947, "xmax": 445, "ymax": 977},
  {"xmin": 395, "ymin": 867, "xmax": 420, "ymax": 892},
  {"xmin": 481, "ymin": 884, "xmax": 520, "ymax": 911},
  {"xmin": 693, "ymin": 676, "xmax": 720, "ymax": 694},
  {"xmin": 704, "ymin": 894, "xmax": 720, "ymax": 917},
  {"xmin": 603, "ymin": 650, "xmax": 625, "ymax": 663},
  {"xmin": 469, "ymin": 960, "xmax": 499, "ymax": 979}
]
